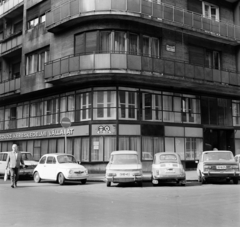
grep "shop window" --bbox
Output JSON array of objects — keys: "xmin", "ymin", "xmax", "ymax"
[
  {"xmin": 104, "ymin": 137, "xmax": 117, "ymax": 161},
  {"xmin": 30, "ymin": 100, "xmax": 43, "ymax": 127},
  {"xmin": 44, "ymin": 97, "xmax": 59, "ymax": 125},
  {"xmin": 82, "ymin": 138, "xmax": 89, "ymax": 162},
  {"xmin": 86, "ymin": 31, "xmax": 98, "ymax": 54},
  {"xmin": 142, "ymin": 93, "xmax": 162, "ymax": 121},
  {"xmin": 60, "ymin": 93, "xmax": 75, "ymax": 122},
  {"xmin": 93, "ymin": 91, "xmax": 116, "ymax": 120},
  {"xmin": 13, "ymin": 21, "xmax": 23, "ymax": 34},
  {"xmin": 142, "ymin": 136, "xmax": 163, "ymax": 160},
  {"xmin": 17, "ymin": 103, "xmax": 29, "ymax": 128},
  {"xmin": 119, "ymin": 91, "xmax": 138, "ymax": 120},
  {"xmin": 26, "ymin": 48, "xmax": 49, "ymax": 75},
  {"xmin": 182, "ymin": 97, "xmax": 201, "ymax": 124},
  {"xmin": 27, "ymin": 18, "xmax": 39, "ymax": 30},
  {"xmin": 76, "ymin": 92, "xmax": 92, "ymax": 121},
  {"xmin": 202, "ymin": 2, "xmax": 219, "ymax": 21},
  {"xmin": 91, "ymin": 137, "xmax": 104, "ymax": 162},
  {"xmin": 185, "ymin": 138, "xmax": 203, "ymax": 160},
  {"xmin": 119, "ymin": 136, "xmax": 141, "ymax": 157}
]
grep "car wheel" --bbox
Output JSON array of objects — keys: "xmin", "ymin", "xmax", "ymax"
[
  {"xmin": 81, "ymin": 179, "xmax": 87, "ymax": 184},
  {"xmin": 58, "ymin": 173, "xmax": 65, "ymax": 185},
  {"xmin": 233, "ymin": 178, "xmax": 239, "ymax": 184},
  {"xmin": 106, "ymin": 181, "xmax": 111, "ymax": 187},
  {"xmin": 199, "ymin": 172, "xmax": 206, "ymax": 184},
  {"xmin": 34, "ymin": 172, "xmax": 41, "ymax": 183}
]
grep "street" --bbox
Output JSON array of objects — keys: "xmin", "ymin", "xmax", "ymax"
[{"xmin": 0, "ymin": 178, "xmax": 240, "ymax": 227}]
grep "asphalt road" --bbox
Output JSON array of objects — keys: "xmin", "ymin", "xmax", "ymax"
[{"xmin": 0, "ymin": 179, "xmax": 240, "ymax": 227}]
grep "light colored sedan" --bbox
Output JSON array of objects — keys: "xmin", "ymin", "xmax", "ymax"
[
  {"xmin": 33, "ymin": 153, "xmax": 88, "ymax": 185},
  {"xmin": 106, "ymin": 150, "xmax": 143, "ymax": 187},
  {"xmin": 152, "ymin": 152, "xmax": 186, "ymax": 186}
]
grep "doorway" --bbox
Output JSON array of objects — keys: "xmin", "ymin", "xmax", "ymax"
[{"xmin": 204, "ymin": 129, "xmax": 234, "ymax": 153}]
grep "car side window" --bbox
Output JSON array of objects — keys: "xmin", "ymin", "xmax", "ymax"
[
  {"xmin": 0, "ymin": 153, "xmax": 3, "ymax": 161},
  {"xmin": 39, "ymin": 156, "xmax": 46, "ymax": 164},
  {"xmin": 3, "ymin": 154, "xmax": 8, "ymax": 161},
  {"xmin": 46, "ymin": 156, "xmax": 56, "ymax": 164}
]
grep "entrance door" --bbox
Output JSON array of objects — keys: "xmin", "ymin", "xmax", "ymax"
[{"xmin": 204, "ymin": 129, "xmax": 234, "ymax": 152}]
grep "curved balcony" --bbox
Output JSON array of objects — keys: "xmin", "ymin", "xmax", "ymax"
[
  {"xmin": 0, "ymin": 78, "xmax": 20, "ymax": 96},
  {"xmin": 0, "ymin": 0, "xmax": 23, "ymax": 17},
  {"xmin": 44, "ymin": 52, "xmax": 240, "ymax": 96},
  {"xmin": 45, "ymin": 0, "xmax": 240, "ymax": 42}
]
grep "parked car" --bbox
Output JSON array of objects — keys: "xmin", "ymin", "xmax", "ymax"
[
  {"xmin": 196, "ymin": 150, "xmax": 239, "ymax": 184},
  {"xmin": 234, "ymin": 154, "xmax": 240, "ymax": 179},
  {"xmin": 33, "ymin": 153, "xmax": 88, "ymax": 185},
  {"xmin": 0, "ymin": 151, "xmax": 38, "ymax": 178},
  {"xmin": 151, "ymin": 152, "xmax": 186, "ymax": 186},
  {"xmin": 105, "ymin": 150, "xmax": 143, "ymax": 187}
]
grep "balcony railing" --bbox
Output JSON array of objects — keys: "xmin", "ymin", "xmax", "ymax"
[
  {"xmin": 46, "ymin": 0, "xmax": 240, "ymax": 41},
  {"xmin": 0, "ymin": 78, "xmax": 20, "ymax": 95},
  {"xmin": 0, "ymin": 0, "xmax": 23, "ymax": 16},
  {"xmin": 0, "ymin": 34, "xmax": 22, "ymax": 54},
  {"xmin": 44, "ymin": 52, "xmax": 239, "ymax": 87}
]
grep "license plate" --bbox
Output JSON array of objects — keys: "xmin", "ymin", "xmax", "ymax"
[
  {"xmin": 165, "ymin": 169, "xmax": 175, "ymax": 173},
  {"xmin": 119, "ymin": 173, "xmax": 130, "ymax": 176},
  {"xmin": 216, "ymin": 165, "xmax": 226, "ymax": 169}
]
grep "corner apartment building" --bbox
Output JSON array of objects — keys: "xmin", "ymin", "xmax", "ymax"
[{"xmin": 0, "ymin": 0, "xmax": 240, "ymax": 171}]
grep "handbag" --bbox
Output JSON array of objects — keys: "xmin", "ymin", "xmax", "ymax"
[{"xmin": 4, "ymin": 169, "xmax": 8, "ymax": 181}]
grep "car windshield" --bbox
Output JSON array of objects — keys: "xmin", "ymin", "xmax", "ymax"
[
  {"xmin": 158, "ymin": 154, "xmax": 178, "ymax": 163},
  {"xmin": 57, "ymin": 155, "xmax": 77, "ymax": 164},
  {"xmin": 111, "ymin": 154, "xmax": 138, "ymax": 164},
  {"xmin": 21, "ymin": 153, "xmax": 34, "ymax": 161},
  {"xmin": 203, "ymin": 152, "xmax": 234, "ymax": 161}
]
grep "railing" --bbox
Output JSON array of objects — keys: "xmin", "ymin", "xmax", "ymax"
[
  {"xmin": 46, "ymin": 0, "xmax": 240, "ymax": 41},
  {"xmin": 44, "ymin": 52, "xmax": 239, "ymax": 87},
  {"xmin": 0, "ymin": 34, "xmax": 22, "ymax": 54},
  {"xmin": 0, "ymin": 78, "xmax": 20, "ymax": 95},
  {"xmin": 0, "ymin": 0, "xmax": 23, "ymax": 16}
]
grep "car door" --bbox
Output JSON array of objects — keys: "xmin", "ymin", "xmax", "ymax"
[
  {"xmin": 45, "ymin": 156, "xmax": 57, "ymax": 180},
  {"xmin": 0, "ymin": 153, "xmax": 4, "ymax": 174},
  {"xmin": 37, "ymin": 156, "xmax": 47, "ymax": 179},
  {"xmin": 0, "ymin": 153, "xmax": 8, "ymax": 175}
]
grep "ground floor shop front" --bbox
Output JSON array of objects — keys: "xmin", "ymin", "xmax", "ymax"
[{"xmin": 0, "ymin": 124, "xmax": 239, "ymax": 171}]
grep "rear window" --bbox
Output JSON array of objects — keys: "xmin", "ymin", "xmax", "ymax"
[
  {"xmin": 21, "ymin": 153, "xmax": 34, "ymax": 161},
  {"xmin": 203, "ymin": 152, "xmax": 234, "ymax": 161},
  {"xmin": 111, "ymin": 154, "xmax": 139, "ymax": 164},
  {"xmin": 157, "ymin": 154, "xmax": 178, "ymax": 163}
]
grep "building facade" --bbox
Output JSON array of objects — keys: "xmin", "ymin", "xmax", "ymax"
[{"xmin": 0, "ymin": 0, "xmax": 240, "ymax": 171}]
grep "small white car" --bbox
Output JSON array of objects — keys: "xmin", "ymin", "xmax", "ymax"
[
  {"xmin": 105, "ymin": 150, "xmax": 143, "ymax": 187},
  {"xmin": 151, "ymin": 152, "xmax": 186, "ymax": 186},
  {"xmin": 33, "ymin": 153, "xmax": 88, "ymax": 185},
  {"xmin": 0, "ymin": 151, "xmax": 38, "ymax": 178},
  {"xmin": 234, "ymin": 154, "xmax": 240, "ymax": 179},
  {"xmin": 197, "ymin": 150, "xmax": 239, "ymax": 184}
]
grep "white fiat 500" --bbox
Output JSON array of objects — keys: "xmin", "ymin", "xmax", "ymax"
[
  {"xmin": 33, "ymin": 153, "xmax": 88, "ymax": 185},
  {"xmin": 152, "ymin": 152, "xmax": 186, "ymax": 186},
  {"xmin": 105, "ymin": 150, "xmax": 143, "ymax": 187}
]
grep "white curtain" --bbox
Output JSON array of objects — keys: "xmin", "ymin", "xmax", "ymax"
[
  {"xmin": 82, "ymin": 138, "xmax": 89, "ymax": 162},
  {"xmin": 104, "ymin": 137, "xmax": 116, "ymax": 161}
]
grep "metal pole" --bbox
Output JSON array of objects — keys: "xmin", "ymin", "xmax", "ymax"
[{"xmin": 65, "ymin": 129, "xmax": 67, "ymax": 153}]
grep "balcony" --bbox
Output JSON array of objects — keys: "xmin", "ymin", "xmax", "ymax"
[
  {"xmin": 0, "ymin": 33, "xmax": 22, "ymax": 55},
  {"xmin": 45, "ymin": 0, "xmax": 240, "ymax": 43},
  {"xmin": 0, "ymin": 78, "xmax": 20, "ymax": 96},
  {"xmin": 0, "ymin": 0, "xmax": 23, "ymax": 17},
  {"xmin": 44, "ymin": 52, "xmax": 240, "ymax": 96}
]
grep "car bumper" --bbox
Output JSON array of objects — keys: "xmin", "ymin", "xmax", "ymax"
[
  {"xmin": 153, "ymin": 175, "xmax": 186, "ymax": 181},
  {"xmin": 19, "ymin": 169, "xmax": 34, "ymax": 176},
  {"xmin": 203, "ymin": 171, "xmax": 240, "ymax": 179},
  {"xmin": 106, "ymin": 176, "xmax": 142, "ymax": 183},
  {"xmin": 66, "ymin": 174, "xmax": 88, "ymax": 180}
]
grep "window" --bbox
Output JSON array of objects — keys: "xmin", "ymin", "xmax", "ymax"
[
  {"xmin": 30, "ymin": 100, "xmax": 43, "ymax": 127},
  {"xmin": 142, "ymin": 36, "xmax": 159, "ymax": 57},
  {"xmin": 142, "ymin": 136, "xmax": 163, "ymax": 160},
  {"xmin": 60, "ymin": 93, "xmax": 75, "ymax": 122},
  {"xmin": 202, "ymin": 2, "xmax": 219, "ymax": 21},
  {"xmin": 100, "ymin": 31, "xmax": 112, "ymax": 53},
  {"xmin": 0, "ymin": 107, "xmax": 4, "ymax": 130},
  {"xmin": 46, "ymin": 156, "xmax": 56, "ymax": 164},
  {"xmin": 232, "ymin": 100, "xmax": 240, "ymax": 126},
  {"xmin": 44, "ymin": 97, "xmax": 59, "ymax": 125},
  {"xmin": 93, "ymin": 91, "xmax": 116, "ymax": 120},
  {"xmin": 11, "ymin": 62, "xmax": 21, "ymax": 79},
  {"xmin": 119, "ymin": 136, "xmax": 141, "ymax": 157},
  {"xmin": 129, "ymin": 33, "xmax": 139, "ymax": 55},
  {"xmin": 17, "ymin": 103, "xmax": 29, "ymax": 128},
  {"xmin": 119, "ymin": 90, "xmax": 138, "ymax": 120},
  {"xmin": 86, "ymin": 31, "xmax": 98, "ymax": 54},
  {"xmin": 76, "ymin": 92, "xmax": 92, "ymax": 121},
  {"xmin": 26, "ymin": 48, "xmax": 49, "ymax": 75},
  {"xmin": 4, "ymin": 106, "xmax": 17, "ymax": 129},
  {"xmin": 27, "ymin": 18, "xmax": 39, "ymax": 30},
  {"xmin": 142, "ymin": 93, "xmax": 162, "ymax": 121},
  {"xmin": 114, "ymin": 31, "xmax": 126, "ymax": 53}
]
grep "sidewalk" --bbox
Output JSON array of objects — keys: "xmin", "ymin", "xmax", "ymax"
[{"xmin": 88, "ymin": 170, "xmax": 198, "ymax": 182}]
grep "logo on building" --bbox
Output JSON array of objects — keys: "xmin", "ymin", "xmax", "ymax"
[{"xmin": 97, "ymin": 125, "xmax": 111, "ymax": 134}]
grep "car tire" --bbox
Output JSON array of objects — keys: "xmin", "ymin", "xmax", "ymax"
[
  {"xmin": 81, "ymin": 179, "xmax": 87, "ymax": 184},
  {"xmin": 107, "ymin": 181, "xmax": 111, "ymax": 187},
  {"xmin": 199, "ymin": 172, "xmax": 206, "ymax": 184},
  {"xmin": 34, "ymin": 172, "xmax": 41, "ymax": 183},
  {"xmin": 233, "ymin": 178, "xmax": 239, "ymax": 184},
  {"xmin": 58, "ymin": 173, "xmax": 65, "ymax": 185}
]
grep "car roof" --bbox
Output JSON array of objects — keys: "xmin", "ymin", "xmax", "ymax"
[
  {"xmin": 42, "ymin": 153, "xmax": 73, "ymax": 157},
  {"xmin": 1, "ymin": 151, "xmax": 31, "ymax": 154},
  {"xmin": 202, "ymin": 150, "xmax": 233, "ymax": 154},
  {"xmin": 154, "ymin": 152, "xmax": 178, "ymax": 156},
  {"xmin": 111, "ymin": 150, "xmax": 138, "ymax": 155}
]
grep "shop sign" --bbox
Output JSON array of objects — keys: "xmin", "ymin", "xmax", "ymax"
[{"xmin": 92, "ymin": 124, "xmax": 116, "ymax": 135}]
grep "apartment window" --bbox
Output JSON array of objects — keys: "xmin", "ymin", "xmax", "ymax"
[
  {"xmin": 26, "ymin": 48, "xmax": 49, "ymax": 75},
  {"xmin": 76, "ymin": 92, "xmax": 92, "ymax": 122},
  {"xmin": 17, "ymin": 103, "xmax": 29, "ymax": 128},
  {"xmin": 202, "ymin": 2, "xmax": 219, "ymax": 21},
  {"xmin": 142, "ymin": 93, "xmax": 162, "ymax": 121},
  {"xmin": 205, "ymin": 50, "xmax": 220, "ymax": 70},
  {"xmin": 11, "ymin": 62, "xmax": 21, "ymax": 79},
  {"xmin": 13, "ymin": 21, "xmax": 23, "ymax": 33},
  {"xmin": 129, "ymin": 33, "xmax": 139, "ymax": 55},
  {"xmin": 232, "ymin": 100, "xmax": 240, "ymax": 126},
  {"xmin": 93, "ymin": 91, "xmax": 116, "ymax": 120},
  {"xmin": 114, "ymin": 31, "xmax": 126, "ymax": 53},
  {"xmin": 28, "ymin": 18, "xmax": 39, "ymax": 30},
  {"xmin": 40, "ymin": 15, "xmax": 46, "ymax": 23},
  {"xmin": 30, "ymin": 100, "xmax": 43, "ymax": 127},
  {"xmin": 100, "ymin": 31, "xmax": 112, "ymax": 53},
  {"xmin": 119, "ymin": 90, "xmax": 138, "ymax": 120},
  {"xmin": 142, "ymin": 36, "xmax": 159, "ymax": 57},
  {"xmin": 44, "ymin": 97, "xmax": 59, "ymax": 125},
  {"xmin": 5, "ymin": 106, "xmax": 17, "ymax": 130},
  {"xmin": 60, "ymin": 93, "xmax": 75, "ymax": 122},
  {"xmin": 185, "ymin": 138, "xmax": 203, "ymax": 160}
]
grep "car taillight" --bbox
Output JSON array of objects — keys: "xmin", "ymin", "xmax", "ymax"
[
  {"xmin": 204, "ymin": 165, "xmax": 212, "ymax": 170},
  {"xmin": 107, "ymin": 173, "xmax": 116, "ymax": 177}
]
